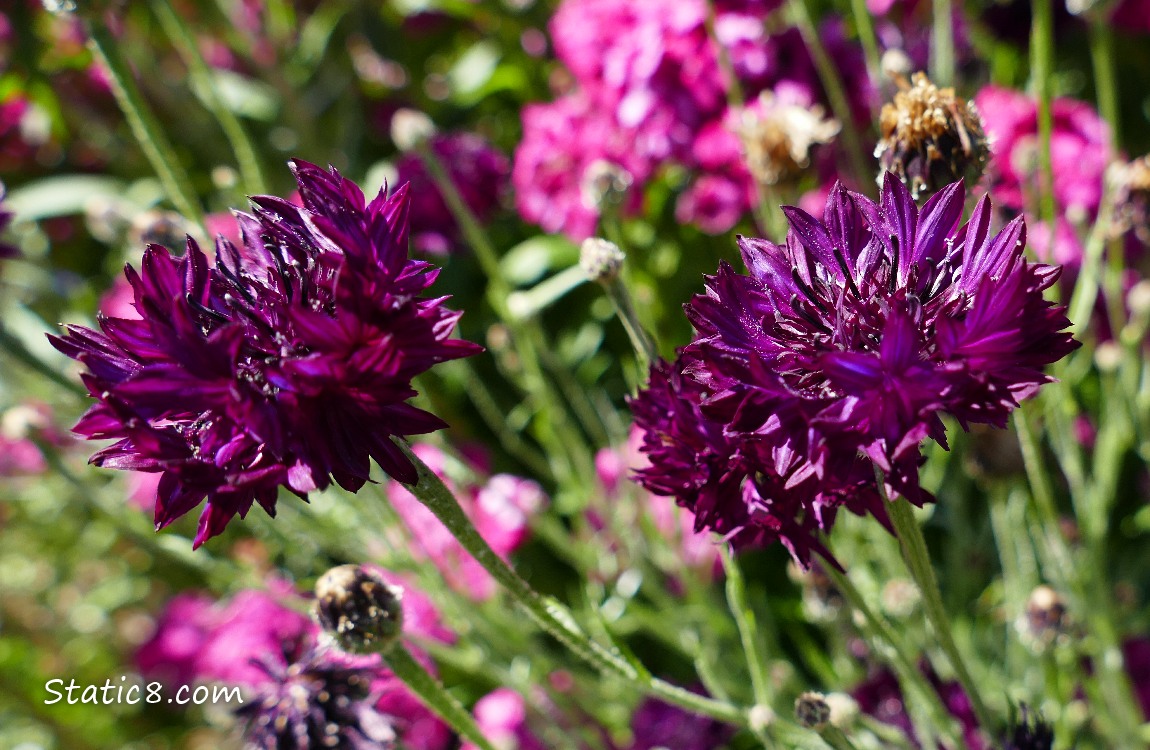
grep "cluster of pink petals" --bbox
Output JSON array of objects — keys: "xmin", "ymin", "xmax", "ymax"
[
  {"xmin": 386, "ymin": 443, "xmax": 547, "ymax": 600},
  {"xmin": 514, "ymin": 0, "xmax": 871, "ymax": 238},
  {"xmin": 595, "ymin": 429, "xmax": 721, "ymax": 573},
  {"xmin": 976, "ymin": 85, "xmax": 1112, "ymax": 266},
  {"xmin": 136, "ymin": 577, "xmax": 455, "ymax": 749}
]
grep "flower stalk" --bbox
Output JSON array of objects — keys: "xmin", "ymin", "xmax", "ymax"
[
  {"xmin": 881, "ymin": 472, "xmax": 995, "ymax": 736},
  {"xmin": 391, "ymin": 437, "xmax": 748, "ymax": 726},
  {"xmin": 382, "ymin": 643, "xmax": 500, "ymax": 750}
]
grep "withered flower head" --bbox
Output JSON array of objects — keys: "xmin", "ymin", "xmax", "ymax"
[
  {"xmin": 876, "ymin": 72, "xmax": 989, "ymax": 200},
  {"xmin": 736, "ymin": 90, "xmax": 840, "ymax": 187}
]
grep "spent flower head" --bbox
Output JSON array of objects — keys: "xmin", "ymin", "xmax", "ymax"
[
  {"xmin": 52, "ymin": 160, "xmax": 481, "ymax": 547},
  {"xmin": 876, "ymin": 72, "xmax": 989, "ymax": 200},
  {"xmin": 736, "ymin": 87, "xmax": 840, "ymax": 188}
]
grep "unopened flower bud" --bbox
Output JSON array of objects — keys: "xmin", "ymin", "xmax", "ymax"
[
  {"xmin": 581, "ymin": 160, "xmax": 633, "ymax": 209},
  {"xmin": 390, "ymin": 109, "xmax": 437, "ymax": 152},
  {"xmin": 881, "ymin": 49, "xmax": 913, "ymax": 83},
  {"xmin": 314, "ymin": 565, "xmax": 404, "ymax": 653},
  {"xmin": 130, "ymin": 210, "xmax": 191, "ymax": 251},
  {"xmin": 1126, "ymin": 280, "xmax": 1150, "ymax": 318},
  {"xmin": 580, "ymin": 237, "xmax": 625, "ymax": 283},
  {"xmin": 880, "ymin": 578, "xmax": 920, "ymax": 619},
  {"xmin": 749, "ymin": 704, "xmax": 776, "ymax": 732},
  {"xmin": 795, "ymin": 691, "xmax": 831, "ymax": 729},
  {"xmin": 875, "ymin": 72, "xmax": 989, "ymax": 200},
  {"xmin": 1094, "ymin": 341, "xmax": 1122, "ymax": 373},
  {"xmin": 825, "ymin": 692, "xmax": 859, "ymax": 728},
  {"xmin": 1023, "ymin": 585, "xmax": 1070, "ymax": 649}
]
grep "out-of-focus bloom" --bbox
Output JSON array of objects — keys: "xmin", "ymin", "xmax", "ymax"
[
  {"xmin": 632, "ymin": 176, "xmax": 1077, "ymax": 566},
  {"xmin": 1113, "ymin": 155, "xmax": 1150, "ymax": 248},
  {"xmin": 395, "ymin": 133, "xmax": 510, "ymax": 254},
  {"xmin": 876, "ymin": 72, "xmax": 988, "ymax": 200},
  {"xmin": 1109, "ymin": 0, "xmax": 1150, "ymax": 33},
  {"xmin": 1028, "ymin": 218, "xmax": 1085, "ymax": 268},
  {"xmin": 0, "ymin": 179, "xmax": 17, "ymax": 258},
  {"xmin": 514, "ymin": 93, "xmax": 647, "ymax": 240},
  {"xmin": 852, "ymin": 666, "xmax": 987, "ymax": 749},
  {"xmin": 975, "ymin": 86, "xmax": 1111, "ymax": 222},
  {"xmin": 516, "ymin": 0, "xmax": 873, "ymax": 238},
  {"xmin": 138, "ymin": 581, "xmax": 454, "ymax": 750},
  {"xmin": 595, "ymin": 428, "xmax": 720, "ymax": 573},
  {"xmin": 386, "ymin": 444, "xmax": 547, "ymax": 599},
  {"xmin": 0, "ymin": 402, "xmax": 67, "ymax": 476},
  {"xmin": 628, "ymin": 694, "xmax": 736, "ymax": 750},
  {"xmin": 236, "ymin": 641, "xmax": 400, "ymax": 750},
  {"xmin": 51, "ymin": 160, "xmax": 482, "ymax": 548},
  {"xmin": 1123, "ymin": 636, "xmax": 1150, "ymax": 720},
  {"xmin": 736, "ymin": 86, "xmax": 839, "ymax": 188},
  {"xmin": 464, "ymin": 689, "xmax": 548, "ymax": 750}
]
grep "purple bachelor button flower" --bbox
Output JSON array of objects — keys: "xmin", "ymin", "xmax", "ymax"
[
  {"xmin": 632, "ymin": 174, "xmax": 1077, "ymax": 566},
  {"xmin": 50, "ymin": 160, "xmax": 482, "ymax": 548}
]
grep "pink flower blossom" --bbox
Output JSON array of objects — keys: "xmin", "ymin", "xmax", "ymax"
[
  {"xmin": 463, "ymin": 689, "xmax": 548, "ymax": 750},
  {"xmin": 976, "ymin": 86, "xmax": 1112, "ymax": 222}
]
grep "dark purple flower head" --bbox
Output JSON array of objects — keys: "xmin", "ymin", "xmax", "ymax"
[
  {"xmin": 628, "ymin": 693, "xmax": 736, "ymax": 750},
  {"xmin": 51, "ymin": 160, "xmax": 482, "ymax": 547},
  {"xmin": 236, "ymin": 640, "xmax": 399, "ymax": 750},
  {"xmin": 395, "ymin": 132, "xmax": 509, "ymax": 254},
  {"xmin": 1004, "ymin": 706, "xmax": 1054, "ymax": 750},
  {"xmin": 632, "ymin": 174, "xmax": 1077, "ymax": 566}
]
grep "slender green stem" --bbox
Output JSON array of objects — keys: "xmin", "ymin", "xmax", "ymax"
[
  {"xmin": 86, "ymin": 25, "xmax": 204, "ymax": 229},
  {"xmin": 719, "ymin": 547, "xmax": 772, "ymax": 709},
  {"xmin": 0, "ymin": 323, "xmax": 86, "ymax": 398},
  {"xmin": 416, "ymin": 142, "xmax": 594, "ymax": 479},
  {"xmin": 930, "ymin": 0, "xmax": 954, "ymax": 87},
  {"xmin": 381, "ymin": 644, "xmax": 498, "ymax": 750},
  {"xmin": 1030, "ymin": 0, "xmax": 1057, "ymax": 233},
  {"xmin": 849, "ymin": 0, "xmax": 883, "ymax": 116},
  {"xmin": 787, "ymin": 0, "xmax": 872, "ymax": 189},
  {"xmin": 1088, "ymin": 21, "xmax": 1120, "ymax": 148},
  {"xmin": 391, "ymin": 438, "xmax": 747, "ymax": 726},
  {"xmin": 152, "ymin": 0, "xmax": 268, "ymax": 195},
  {"xmin": 603, "ymin": 276, "xmax": 659, "ymax": 372},
  {"xmin": 882, "ymin": 478, "xmax": 995, "ymax": 735},
  {"xmin": 821, "ymin": 560, "xmax": 959, "ymax": 747}
]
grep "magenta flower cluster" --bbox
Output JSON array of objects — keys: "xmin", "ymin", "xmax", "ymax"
[
  {"xmin": 631, "ymin": 176, "xmax": 1077, "ymax": 565},
  {"xmin": 513, "ymin": 0, "xmax": 871, "ymax": 239},
  {"xmin": 51, "ymin": 160, "xmax": 481, "ymax": 547}
]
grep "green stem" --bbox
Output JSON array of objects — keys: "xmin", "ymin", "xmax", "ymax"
[
  {"xmin": 86, "ymin": 25, "xmax": 204, "ymax": 229},
  {"xmin": 821, "ymin": 560, "xmax": 960, "ymax": 747},
  {"xmin": 415, "ymin": 142, "xmax": 594, "ymax": 478},
  {"xmin": 381, "ymin": 644, "xmax": 498, "ymax": 750},
  {"xmin": 1030, "ymin": 0, "xmax": 1057, "ymax": 233},
  {"xmin": 1088, "ymin": 21, "xmax": 1120, "ymax": 148},
  {"xmin": 931, "ymin": 0, "xmax": 954, "ymax": 87},
  {"xmin": 787, "ymin": 0, "xmax": 872, "ymax": 189},
  {"xmin": 603, "ymin": 275, "xmax": 659, "ymax": 372},
  {"xmin": 850, "ymin": 0, "xmax": 883, "ymax": 115},
  {"xmin": 152, "ymin": 0, "xmax": 268, "ymax": 195},
  {"xmin": 719, "ymin": 547, "xmax": 772, "ymax": 709},
  {"xmin": 391, "ymin": 438, "xmax": 747, "ymax": 726},
  {"xmin": 882, "ymin": 479, "xmax": 995, "ymax": 735}
]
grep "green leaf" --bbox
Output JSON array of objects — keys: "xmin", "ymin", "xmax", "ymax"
[
  {"xmin": 500, "ymin": 235, "xmax": 580, "ymax": 286},
  {"xmin": 6, "ymin": 175, "xmax": 128, "ymax": 222}
]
